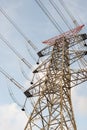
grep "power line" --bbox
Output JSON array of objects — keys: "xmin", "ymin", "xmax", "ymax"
[
  {"xmin": 0, "ymin": 33, "xmax": 33, "ymax": 69},
  {"xmin": 49, "ymin": 0, "xmax": 72, "ymax": 30},
  {"xmin": 0, "ymin": 6, "xmax": 38, "ymax": 61},
  {"xmin": 35, "ymin": 0, "xmax": 63, "ymax": 33},
  {"xmin": 19, "ymin": 61, "xmax": 31, "ymax": 81},
  {"xmin": 0, "ymin": 66, "xmax": 25, "ymax": 91},
  {"xmin": 58, "ymin": 0, "xmax": 79, "ymax": 26}
]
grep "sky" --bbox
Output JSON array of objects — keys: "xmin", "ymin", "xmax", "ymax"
[{"xmin": 0, "ymin": 0, "xmax": 87, "ymax": 130}]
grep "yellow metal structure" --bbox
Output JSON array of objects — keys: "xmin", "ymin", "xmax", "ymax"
[{"xmin": 24, "ymin": 34, "xmax": 87, "ymax": 130}]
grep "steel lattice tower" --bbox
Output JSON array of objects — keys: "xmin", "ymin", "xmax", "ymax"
[
  {"xmin": 0, "ymin": 1, "xmax": 87, "ymax": 130},
  {"xmin": 24, "ymin": 25, "xmax": 87, "ymax": 130}
]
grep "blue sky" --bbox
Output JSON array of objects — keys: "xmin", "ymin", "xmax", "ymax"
[{"xmin": 0, "ymin": 0, "xmax": 87, "ymax": 130}]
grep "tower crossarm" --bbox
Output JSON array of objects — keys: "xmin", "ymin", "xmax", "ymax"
[
  {"xmin": 37, "ymin": 46, "xmax": 53, "ymax": 57},
  {"xmin": 38, "ymin": 33, "xmax": 87, "ymax": 57},
  {"xmin": 33, "ymin": 56, "xmax": 51, "ymax": 73},
  {"xmin": 69, "ymin": 50, "xmax": 87, "ymax": 65},
  {"xmin": 24, "ymin": 68, "xmax": 87, "ymax": 98},
  {"xmin": 34, "ymin": 50, "xmax": 87, "ymax": 74},
  {"xmin": 24, "ymin": 75, "xmax": 46, "ymax": 97},
  {"xmin": 70, "ymin": 69, "xmax": 87, "ymax": 88}
]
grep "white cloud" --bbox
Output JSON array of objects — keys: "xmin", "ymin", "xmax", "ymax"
[{"xmin": 0, "ymin": 103, "xmax": 27, "ymax": 130}]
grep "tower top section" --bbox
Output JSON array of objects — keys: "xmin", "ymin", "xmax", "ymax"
[{"xmin": 43, "ymin": 24, "xmax": 84, "ymax": 45}]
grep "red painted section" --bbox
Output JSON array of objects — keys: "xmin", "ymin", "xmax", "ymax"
[{"xmin": 42, "ymin": 25, "xmax": 84, "ymax": 45}]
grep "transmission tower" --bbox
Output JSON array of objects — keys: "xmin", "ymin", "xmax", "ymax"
[
  {"xmin": 24, "ymin": 25, "xmax": 87, "ymax": 130},
  {"xmin": 0, "ymin": 1, "xmax": 87, "ymax": 130}
]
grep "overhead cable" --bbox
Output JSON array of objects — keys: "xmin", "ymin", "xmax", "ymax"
[
  {"xmin": 0, "ymin": 6, "xmax": 38, "ymax": 53},
  {"xmin": 58, "ymin": 0, "xmax": 79, "ymax": 26},
  {"xmin": 0, "ymin": 66, "xmax": 25, "ymax": 91},
  {"xmin": 19, "ymin": 61, "xmax": 31, "ymax": 81},
  {"xmin": 8, "ymin": 85, "xmax": 23, "ymax": 107},
  {"xmin": 0, "ymin": 33, "xmax": 33, "ymax": 69},
  {"xmin": 35, "ymin": 0, "xmax": 63, "ymax": 33},
  {"xmin": 49, "ymin": 0, "xmax": 72, "ymax": 30}
]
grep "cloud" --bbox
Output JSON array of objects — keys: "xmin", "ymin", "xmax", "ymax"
[{"xmin": 0, "ymin": 103, "xmax": 27, "ymax": 130}]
